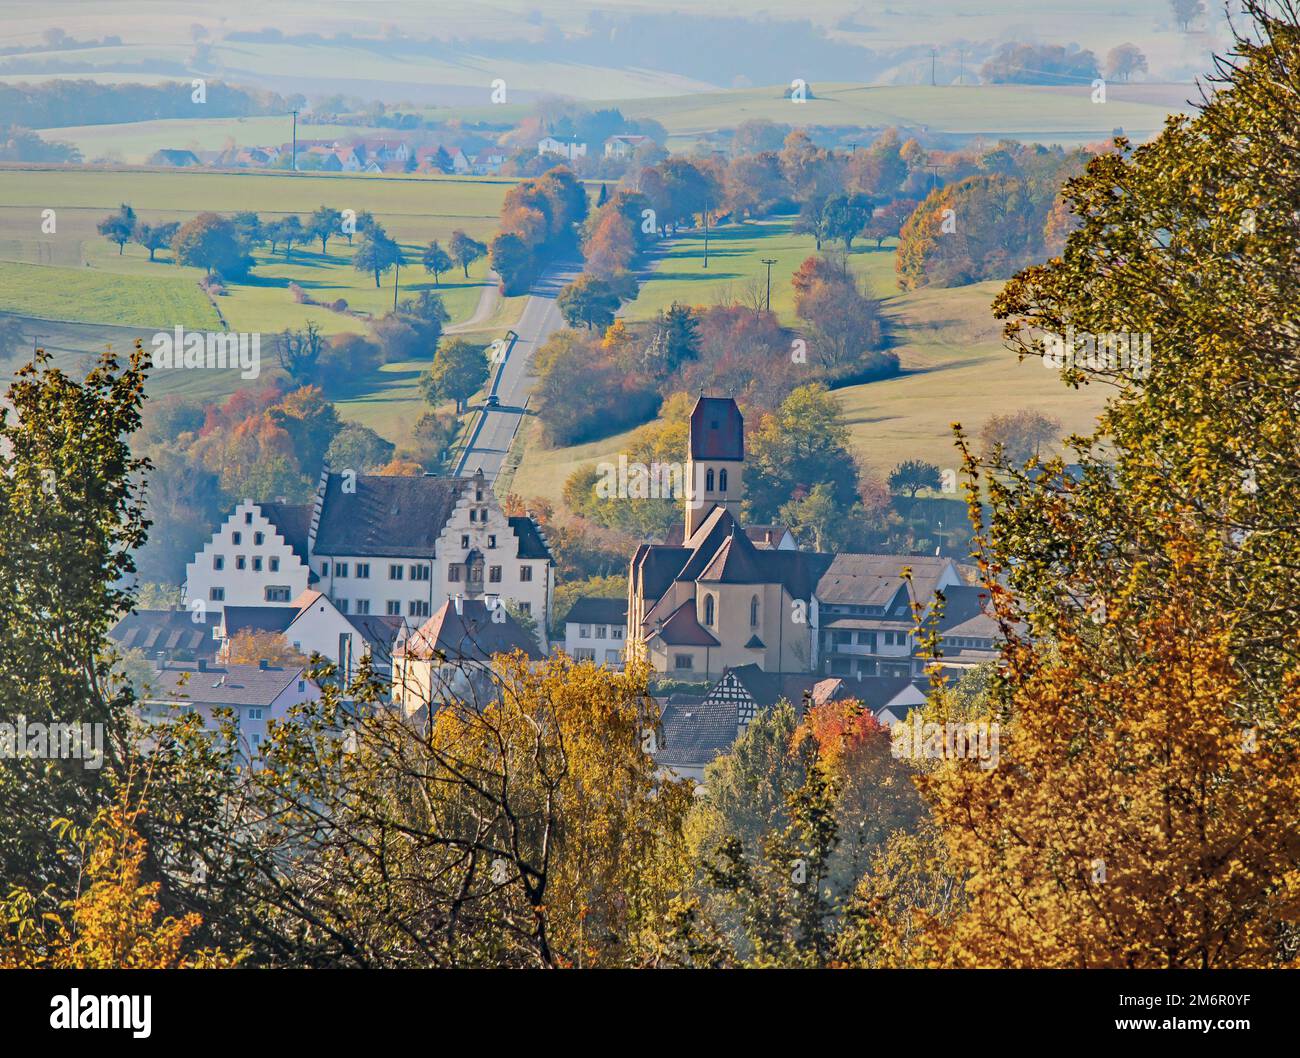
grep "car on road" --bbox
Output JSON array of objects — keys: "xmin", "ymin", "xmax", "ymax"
[{"xmin": 485, "ymin": 394, "xmax": 500, "ymax": 408}]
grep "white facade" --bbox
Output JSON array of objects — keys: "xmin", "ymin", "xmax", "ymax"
[
  {"xmin": 538, "ymin": 137, "xmax": 587, "ymax": 159},
  {"xmin": 281, "ymin": 592, "xmax": 408, "ymax": 679},
  {"xmin": 563, "ymin": 620, "xmax": 626, "ymax": 668},
  {"xmin": 185, "ymin": 501, "xmax": 311, "ymax": 613}
]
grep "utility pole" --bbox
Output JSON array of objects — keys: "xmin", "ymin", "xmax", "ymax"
[
  {"xmin": 291, "ymin": 109, "xmax": 298, "ymax": 172},
  {"xmin": 761, "ymin": 258, "xmax": 777, "ymax": 312},
  {"xmin": 930, "ymin": 48, "xmax": 937, "ymax": 87},
  {"xmin": 959, "ymin": 49, "xmax": 965, "ymax": 85},
  {"xmin": 393, "ymin": 257, "xmax": 400, "ymax": 311},
  {"xmin": 702, "ymin": 198, "xmax": 710, "ymax": 269}
]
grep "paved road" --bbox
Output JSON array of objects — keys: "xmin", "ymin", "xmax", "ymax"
[
  {"xmin": 458, "ymin": 259, "xmax": 582, "ymax": 483},
  {"xmin": 444, "ymin": 271, "xmax": 500, "ymax": 334}
]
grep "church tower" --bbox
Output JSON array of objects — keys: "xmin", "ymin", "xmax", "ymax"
[{"xmin": 685, "ymin": 396, "xmax": 745, "ymax": 538}]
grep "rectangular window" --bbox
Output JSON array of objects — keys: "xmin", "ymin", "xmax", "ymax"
[
  {"xmin": 269, "ymin": 557, "xmax": 280, "ymax": 573},
  {"xmin": 243, "ymin": 513, "xmax": 252, "ymax": 525},
  {"xmin": 265, "ymin": 586, "xmax": 291, "ymax": 602},
  {"xmin": 321, "ymin": 562, "xmax": 329, "ymax": 577},
  {"xmin": 520, "ymin": 565, "xmax": 532, "ymax": 582},
  {"xmin": 461, "ymin": 534, "xmax": 470, "ymax": 549},
  {"xmin": 249, "ymin": 708, "xmax": 263, "ymax": 720},
  {"xmin": 470, "ymin": 508, "xmax": 478, "ymax": 522},
  {"xmin": 518, "ymin": 602, "xmax": 531, "ymax": 615},
  {"xmin": 252, "ymin": 557, "xmax": 263, "ymax": 572},
  {"xmin": 488, "ymin": 535, "xmax": 497, "ymax": 549},
  {"xmin": 355, "ymin": 563, "xmax": 370, "ymax": 579},
  {"xmin": 409, "ymin": 601, "xmax": 430, "ymax": 618},
  {"xmin": 232, "ymin": 532, "xmax": 242, "ymax": 545},
  {"xmin": 235, "ymin": 556, "xmax": 247, "ymax": 570},
  {"xmin": 579, "ymin": 624, "xmax": 591, "ymax": 639},
  {"xmin": 334, "ymin": 562, "xmax": 348, "ymax": 578},
  {"xmin": 611, "ymin": 627, "xmax": 624, "ymax": 641},
  {"xmin": 673, "ymin": 654, "xmax": 694, "ymax": 671},
  {"xmin": 574, "ymin": 648, "xmax": 596, "ymax": 662},
  {"xmin": 386, "ymin": 600, "xmax": 401, "ymax": 616},
  {"xmin": 254, "ymin": 531, "xmax": 264, "ymax": 545},
  {"xmin": 335, "ymin": 598, "xmax": 349, "ymax": 613},
  {"xmin": 489, "ymin": 566, "xmax": 502, "ymax": 583},
  {"xmin": 389, "ymin": 564, "xmax": 404, "ymax": 580},
  {"xmin": 213, "ymin": 555, "xmax": 224, "ymax": 571},
  {"xmin": 355, "ymin": 599, "xmax": 371, "ymax": 615},
  {"xmin": 209, "ymin": 586, "xmax": 225, "ymax": 601},
  {"xmin": 448, "ymin": 564, "xmax": 461, "ymax": 582},
  {"xmin": 594, "ymin": 624, "xmax": 607, "ymax": 639},
  {"xmin": 410, "ymin": 564, "xmax": 429, "ymax": 581},
  {"xmin": 605, "ymin": 649, "xmax": 622, "ymax": 665}
]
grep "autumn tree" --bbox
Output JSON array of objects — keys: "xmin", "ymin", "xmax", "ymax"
[
  {"xmin": 133, "ymin": 219, "xmax": 179, "ymax": 262},
  {"xmin": 421, "ymin": 337, "xmax": 489, "ymax": 413},
  {"xmin": 979, "ymin": 409, "xmax": 1060, "ymax": 465},
  {"xmin": 173, "ymin": 212, "xmax": 251, "ymax": 278},
  {"xmin": 888, "ymin": 460, "xmax": 943, "ymax": 497},
  {"xmin": 422, "ymin": 239, "xmax": 452, "ymax": 285},
  {"xmin": 225, "ymin": 630, "xmax": 306, "ymax": 666}
]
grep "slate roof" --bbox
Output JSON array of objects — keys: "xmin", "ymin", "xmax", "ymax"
[
  {"xmin": 399, "ymin": 599, "xmax": 543, "ymax": 663},
  {"xmin": 815, "ymin": 554, "xmax": 954, "ymax": 608},
  {"xmin": 110, "ymin": 609, "xmax": 219, "ymax": 662},
  {"xmin": 145, "ymin": 662, "xmax": 309, "ymax": 708},
  {"xmin": 655, "ymin": 696, "xmax": 740, "ymax": 769},
  {"xmin": 347, "ymin": 614, "xmax": 408, "ymax": 656},
  {"xmin": 689, "ymin": 396, "xmax": 744, "ymax": 461},
  {"xmin": 220, "ymin": 606, "xmax": 297, "ymax": 636},
  {"xmin": 936, "ymin": 585, "xmax": 999, "ymax": 639},
  {"xmin": 259, "ymin": 502, "xmax": 313, "ymax": 567},
  {"xmin": 312, "ymin": 473, "xmax": 466, "ymax": 558},
  {"xmin": 698, "ymin": 525, "xmax": 770, "ymax": 584},
  {"xmin": 564, "ymin": 596, "xmax": 627, "ymax": 626},
  {"xmin": 508, "ymin": 515, "xmax": 554, "ymax": 562}
]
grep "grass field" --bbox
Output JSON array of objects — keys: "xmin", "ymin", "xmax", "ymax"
[
  {"xmin": 622, "ymin": 82, "xmax": 1195, "ymax": 150},
  {"xmin": 510, "ymin": 234, "xmax": 1109, "ymax": 507},
  {"xmin": 0, "ymin": 166, "xmax": 514, "ymax": 333}
]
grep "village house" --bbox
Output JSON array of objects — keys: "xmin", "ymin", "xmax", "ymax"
[
  {"xmin": 603, "ymin": 134, "xmax": 650, "ymax": 159},
  {"xmin": 139, "ymin": 659, "xmax": 321, "ymax": 757},
  {"xmin": 537, "ymin": 137, "xmax": 587, "ymax": 160},
  {"xmin": 561, "ymin": 596, "xmax": 627, "ymax": 668},
  {"xmin": 149, "ymin": 148, "xmax": 201, "ymax": 167},
  {"xmin": 391, "ymin": 597, "xmax": 543, "ymax": 713}
]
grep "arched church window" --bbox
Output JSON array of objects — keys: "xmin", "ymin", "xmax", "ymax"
[
  {"xmin": 704, "ymin": 594, "xmax": 715, "ymax": 626},
  {"xmin": 706, "ymin": 468, "xmax": 715, "ymax": 492},
  {"xmin": 750, "ymin": 595, "xmax": 760, "ymax": 628},
  {"xmin": 719, "ymin": 468, "xmax": 728, "ymax": 492}
]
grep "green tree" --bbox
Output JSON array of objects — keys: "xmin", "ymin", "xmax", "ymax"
[
  {"xmin": 96, "ymin": 203, "xmax": 136, "ymax": 254},
  {"xmin": 557, "ymin": 274, "xmax": 625, "ymax": 331},
  {"xmin": 132, "ymin": 220, "xmax": 179, "ymax": 262},
  {"xmin": 820, "ymin": 192, "xmax": 875, "ymax": 250},
  {"xmin": 307, "ymin": 205, "xmax": 342, "ymax": 253},
  {"xmin": 422, "ymin": 240, "xmax": 453, "ymax": 285},
  {"xmin": 489, "ymin": 232, "xmax": 533, "ymax": 295},
  {"xmin": 888, "ymin": 460, "xmax": 943, "ymax": 498},
  {"xmin": 449, "ymin": 230, "xmax": 487, "ymax": 278},
  {"xmin": 421, "ymin": 337, "xmax": 489, "ymax": 414},
  {"xmin": 352, "ymin": 224, "xmax": 402, "ymax": 288}
]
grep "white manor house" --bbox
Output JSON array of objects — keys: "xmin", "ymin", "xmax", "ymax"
[{"xmin": 185, "ymin": 467, "xmax": 556, "ymax": 642}]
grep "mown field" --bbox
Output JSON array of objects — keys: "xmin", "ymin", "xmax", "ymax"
[{"xmin": 0, "ymin": 166, "xmax": 516, "ymax": 333}]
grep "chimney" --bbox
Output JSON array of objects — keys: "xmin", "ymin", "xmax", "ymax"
[
  {"xmin": 197, "ymin": 659, "xmax": 208, "ymax": 672},
  {"xmin": 258, "ymin": 659, "xmax": 270, "ymax": 670}
]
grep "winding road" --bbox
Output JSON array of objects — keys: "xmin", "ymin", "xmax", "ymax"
[{"xmin": 456, "ymin": 259, "xmax": 583, "ymax": 483}]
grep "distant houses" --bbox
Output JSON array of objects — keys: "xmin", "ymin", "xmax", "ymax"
[
  {"xmin": 148, "ymin": 148, "xmax": 201, "ymax": 167},
  {"xmin": 538, "ymin": 137, "xmax": 587, "ymax": 160},
  {"xmin": 603, "ymin": 134, "xmax": 649, "ymax": 159}
]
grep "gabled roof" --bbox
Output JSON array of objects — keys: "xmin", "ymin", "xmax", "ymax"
[
  {"xmin": 655, "ymin": 696, "xmax": 739, "ymax": 769},
  {"xmin": 652, "ymin": 599, "xmax": 720, "ymax": 647},
  {"xmin": 221, "ymin": 606, "xmax": 297, "ymax": 636},
  {"xmin": 815, "ymin": 554, "xmax": 955, "ymax": 608},
  {"xmin": 110, "ymin": 609, "xmax": 220, "ymax": 662},
  {"xmin": 399, "ymin": 599, "xmax": 543, "ymax": 663},
  {"xmin": 259, "ymin": 502, "xmax": 313, "ymax": 567},
  {"xmin": 698, "ymin": 525, "xmax": 769, "ymax": 584},
  {"xmin": 312, "ymin": 473, "xmax": 466, "ymax": 558},
  {"xmin": 347, "ymin": 614, "xmax": 408, "ymax": 657},
  {"xmin": 722, "ymin": 664, "xmax": 847, "ymax": 712},
  {"xmin": 564, "ymin": 596, "xmax": 627, "ymax": 626},
  {"xmin": 508, "ymin": 515, "xmax": 554, "ymax": 562},
  {"xmin": 145, "ymin": 662, "xmax": 310, "ymax": 708},
  {"xmin": 936, "ymin": 585, "xmax": 998, "ymax": 639},
  {"xmin": 689, "ymin": 396, "xmax": 744, "ymax": 461}
]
